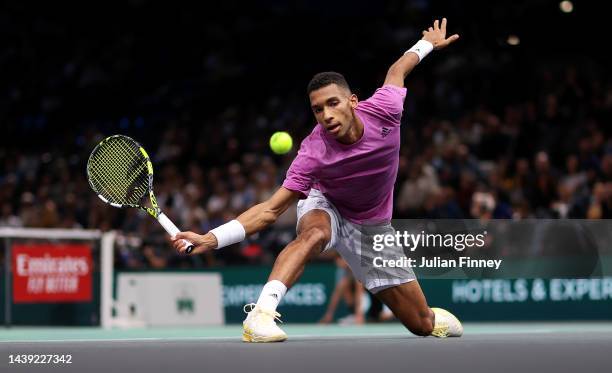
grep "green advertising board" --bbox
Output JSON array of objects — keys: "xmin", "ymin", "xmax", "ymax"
[
  {"xmin": 215, "ymin": 263, "xmax": 339, "ymax": 323},
  {"xmin": 215, "ymin": 266, "xmax": 612, "ymax": 323},
  {"xmin": 2, "ymin": 264, "xmax": 612, "ymax": 326},
  {"xmin": 422, "ymin": 277, "xmax": 612, "ymax": 321}
]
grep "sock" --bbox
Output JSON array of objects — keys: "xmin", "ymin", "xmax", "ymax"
[{"xmin": 256, "ymin": 280, "xmax": 287, "ymax": 311}]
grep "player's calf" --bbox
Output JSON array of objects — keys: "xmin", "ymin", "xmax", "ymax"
[
  {"xmin": 388, "ymin": 301, "xmax": 434, "ymax": 336},
  {"xmin": 402, "ymin": 308, "xmax": 435, "ymax": 337},
  {"xmin": 395, "ymin": 305, "xmax": 463, "ymax": 338},
  {"xmin": 375, "ymin": 281, "xmax": 462, "ymax": 338},
  {"xmin": 243, "ymin": 222, "xmax": 331, "ymax": 343}
]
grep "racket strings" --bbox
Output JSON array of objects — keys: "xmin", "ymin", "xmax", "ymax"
[
  {"xmin": 90, "ymin": 148, "xmax": 137, "ymax": 195},
  {"xmin": 89, "ymin": 147, "xmax": 140, "ymax": 203},
  {"xmin": 96, "ymin": 140, "xmax": 148, "ymax": 201},
  {"xmin": 90, "ymin": 144, "xmax": 148, "ymax": 204},
  {"xmin": 88, "ymin": 137, "xmax": 150, "ymax": 206}
]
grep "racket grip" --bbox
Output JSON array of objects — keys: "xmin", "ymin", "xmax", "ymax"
[{"xmin": 158, "ymin": 212, "xmax": 195, "ymax": 253}]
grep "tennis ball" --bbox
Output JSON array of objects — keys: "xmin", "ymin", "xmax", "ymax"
[{"xmin": 269, "ymin": 131, "xmax": 293, "ymax": 155}]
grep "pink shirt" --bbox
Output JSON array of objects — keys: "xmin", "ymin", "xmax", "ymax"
[{"xmin": 283, "ymin": 85, "xmax": 407, "ymax": 224}]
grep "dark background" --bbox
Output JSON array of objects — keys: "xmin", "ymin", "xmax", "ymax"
[{"xmin": 0, "ymin": 0, "xmax": 610, "ymax": 268}]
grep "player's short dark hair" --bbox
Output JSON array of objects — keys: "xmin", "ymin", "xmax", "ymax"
[{"xmin": 307, "ymin": 72, "xmax": 351, "ymax": 94}]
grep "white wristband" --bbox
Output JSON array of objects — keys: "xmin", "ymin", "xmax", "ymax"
[
  {"xmin": 210, "ymin": 219, "xmax": 246, "ymax": 249},
  {"xmin": 404, "ymin": 40, "xmax": 434, "ymax": 63}
]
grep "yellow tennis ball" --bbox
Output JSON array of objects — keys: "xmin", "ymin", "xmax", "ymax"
[{"xmin": 269, "ymin": 131, "xmax": 293, "ymax": 155}]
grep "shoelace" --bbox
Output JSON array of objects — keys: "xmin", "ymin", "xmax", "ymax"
[
  {"xmin": 243, "ymin": 303, "xmax": 283, "ymax": 324},
  {"xmin": 431, "ymin": 321, "xmax": 449, "ymax": 338}
]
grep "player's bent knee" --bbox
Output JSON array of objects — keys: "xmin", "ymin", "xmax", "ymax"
[{"xmin": 298, "ymin": 227, "xmax": 330, "ymax": 252}]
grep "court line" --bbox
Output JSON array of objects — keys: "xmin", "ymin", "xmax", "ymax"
[
  {"xmin": 3, "ymin": 322, "xmax": 612, "ymax": 344},
  {"xmin": 0, "ymin": 330, "xmax": 554, "ymax": 344}
]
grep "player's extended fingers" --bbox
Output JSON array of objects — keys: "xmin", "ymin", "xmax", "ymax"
[
  {"xmin": 441, "ymin": 17, "xmax": 447, "ymax": 32},
  {"xmin": 433, "ymin": 19, "xmax": 439, "ymax": 30},
  {"xmin": 446, "ymin": 34, "xmax": 460, "ymax": 44}
]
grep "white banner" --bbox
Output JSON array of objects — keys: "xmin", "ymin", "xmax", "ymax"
[{"xmin": 117, "ymin": 273, "xmax": 224, "ymax": 326}]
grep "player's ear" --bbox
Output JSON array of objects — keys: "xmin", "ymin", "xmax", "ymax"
[{"xmin": 349, "ymin": 94, "xmax": 358, "ymax": 108}]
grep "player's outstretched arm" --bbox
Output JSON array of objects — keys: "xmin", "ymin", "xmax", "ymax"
[
  {"xmin": 384, "ymin": 18, "xmax": 460, "ymax": 88},
  {"xmin": 236, "ymin": 187, "xmax": 300, "ymax": 235},
  {"xmin": 172, "ymin": 187, "xmax": 300, "ymax": 254}
]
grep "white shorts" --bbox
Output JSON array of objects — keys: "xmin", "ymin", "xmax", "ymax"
[{"xmin": 297, "ymin": 189, "xmax": 416, "ymax": 294}]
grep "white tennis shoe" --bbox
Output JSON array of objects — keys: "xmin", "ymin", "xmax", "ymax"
[
  {"xmin": 431, "ymin": 307, "xmax": 463, "ymax": 338},
  {"xmin": 242, "ymin": 303, "xmax": 288, "ymax": 342}
]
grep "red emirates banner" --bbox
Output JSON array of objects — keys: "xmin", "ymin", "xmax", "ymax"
[{"xmin": 12, "ymin": 244, "xmax": 93, "ymax": 303}]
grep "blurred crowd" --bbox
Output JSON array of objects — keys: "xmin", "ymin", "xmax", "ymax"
[
  {"xmin": 395, "ymin": 74, "xmax": 612, "ymax": 221},
  {"xmin": 0, "ymin": 1, "xmax": 610, "ymax": 269}
]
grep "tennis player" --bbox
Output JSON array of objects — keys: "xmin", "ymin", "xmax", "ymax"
[{"xmin": 173, "ymin": 18, "xmax": 462, "ymax": 342}]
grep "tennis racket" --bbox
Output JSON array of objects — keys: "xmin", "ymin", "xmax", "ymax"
[{"xmin": 86, "ymin": 134, "xmax": 194, "ymax": 253}]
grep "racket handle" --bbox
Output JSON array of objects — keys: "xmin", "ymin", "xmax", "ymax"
[{"xmin": 158, "ymin": 212, "xmax": 195, "ymax": 254}]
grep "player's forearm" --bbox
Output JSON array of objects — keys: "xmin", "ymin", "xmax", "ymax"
[
  {"xmin": 200, "ymin": 203, "xmax": 275, "ymax": 250},
  {"xmin": 236, "ymin": 201, "xmax": 281, "ymax": 235},
  {"xmin": 237, "ymin": 187, "xmax": 298, "ymax": 235},
  {"xmin": 384, "ymin": 52, "xmax": 420, "ymax": 87},
  {"xmin": 204, "ymin": 187, "xmax": 298, "ymax": 251},
  {"xmin": 200, "ymin": 202, "xmax": 279, "ymax": 250}
]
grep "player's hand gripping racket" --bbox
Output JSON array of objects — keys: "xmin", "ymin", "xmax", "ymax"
[{"xmin": 86, "ymin": 134, "xmax": 195, "ymax": 253}]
